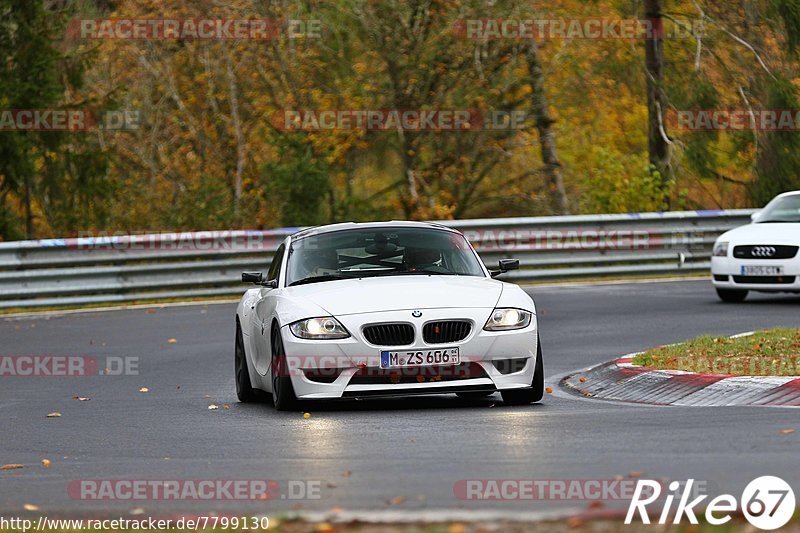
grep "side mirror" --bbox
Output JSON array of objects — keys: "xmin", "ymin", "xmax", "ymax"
[
  {"xmin": 750, "ymin": 210, "xmax": 762, "ymax": 222},
  {"xmin": 242, "ymin": 272, "xmax": 279, "ymax": 288},
  {"xmin": 242, "ymin": 272, "xmax": 263, "ymax": 284},
  {"xmin": 491, "ymin": 259, "xmax": 520, "ymax": 278}
]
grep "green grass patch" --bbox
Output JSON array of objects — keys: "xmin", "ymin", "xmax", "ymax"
[{"xmin": 632, "ymin": 328, "xmax": 800, "ymax": 376}]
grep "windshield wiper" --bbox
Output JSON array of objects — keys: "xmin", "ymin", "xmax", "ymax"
[
  {"xmin": 394, "ymin": 269, "xmax": 458, "ymax": 276},
  {"xmin": 288, "ymin": 274, "xmax": 354, "ymax": 287}
]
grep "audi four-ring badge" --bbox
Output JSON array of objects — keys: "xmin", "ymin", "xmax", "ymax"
[
  {"xmin": 711, "ymin": 190, "xmax": 800, "ymax": 302},
  {"xmin": 234, "ymin": 221, "xmax": 542, "ymax": 410}
]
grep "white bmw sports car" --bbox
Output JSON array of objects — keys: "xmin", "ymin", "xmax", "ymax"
[
  {"xmin": 235, "ymin": 221, "xmax": 543, "ymax": 410},
  {"xmin": 711, "ymin": 191, "xmax": 800, "ymax": 302}
]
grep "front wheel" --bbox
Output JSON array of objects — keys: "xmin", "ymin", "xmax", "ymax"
[
  {"xmin": 235, "ymin": 323, "xmax": 258, "ymax": 403},
  {"xmin": 501, "ymin": 339, "xmax": 544, "ymax": 405},
  {"xmin": 271, "ymin": 325, "xmax": 299, "ymax": 411},
  {"xmin": 716, "ymin": 288, "xmax": 748, "ymax": 303}
]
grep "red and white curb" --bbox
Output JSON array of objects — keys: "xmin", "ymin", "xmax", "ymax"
[{"xmin": 561, "ymin": 357, "xmax": 800, "ymax": 407}]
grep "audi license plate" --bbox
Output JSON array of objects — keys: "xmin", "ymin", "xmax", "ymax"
[
  {"xmin": 380, "ymin": 347, "xmax": 460, "ymax": 369},
  {"xmin": 741, "ymin": 265, "xmax": 784, "ymax": 276}
]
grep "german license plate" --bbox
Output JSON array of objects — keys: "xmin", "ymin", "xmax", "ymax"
[
  {"xmin": 380, "ymin": 348, "xmax": 460, "ymax": 369},
  {"xmin": 741, "ymin": 265, "xmax": 783, "ymax": 276}
]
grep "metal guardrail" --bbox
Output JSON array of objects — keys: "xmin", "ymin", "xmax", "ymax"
[{"xmin": 0, "ymin": 210, "xmax": 755, "ymax": 309}]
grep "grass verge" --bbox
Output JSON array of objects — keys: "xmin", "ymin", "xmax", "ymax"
[{"xmin": 632, "ymin": 327, "xmax": 800, "ymax": 376}]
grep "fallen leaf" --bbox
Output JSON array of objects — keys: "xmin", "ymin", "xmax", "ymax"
[
  {"xmin": 223, "ymin": 405, "xmax": 230, "ymax": 410},
  {"xmin": 23, "ymin": 504, "xmax": 39, "ymax": 512},
  {"xmin": 780, "ymin": 429, "xmax": 796, "ymax": 435},
  {"xmin": 566, "ymin": 516, "xmax": 584, "ymax": 528},
  {"xmin": 329, "ymin": 506, "xmax": 344, "ymax": 514},
  {"xmin": 326, "ymin": 482, "xmax": 337, "ymax": 489},
  {"xmin": 629, "ymin": 471, "xmax": 642, "ymax": 478},
  {"xmin": 388, "ymin": 495, "xmax": 407, "ymax": 505},
  {"xmin": 1, "ymin": 464, "xmax": 24, "ymax": 470},
  {"xmin": 41, "ymin": 460, "xmax": 51, "ymax": 468},
  {"xmin": 130, "ymin": 508, "xmax": 145, "ymax": 515},
  {"xmin": 315, "ymin": 523, "xmax": 333, "ymax": 533},
  {"xmin": 341, "ymin": 470, "xmax": 352, "ymax": 478},
  {"xmin": 579, "ymin": 377, "xmax": 587, "ymax": 383},
  {"xmin": 46, "ymin": 412, "xmax": 61, "ymax": 418},
  {"xmin": 587, "ymin": 500, "xmax": 605, "ymax": 510},
  {"xmin": 146, "ymin": 309, "xmax": 157, "ymax": 314},
  {"xmin": 138, "ymin": 387, "xmax": 149, "ymax": 393},
  {"xmin": 448, "ymin": 524, "xmax": 465, "ymax": 533},
  {"xmin": 303, "ymin": 412, "xmax": 311, "ymax": 419},
  {"xmin": 545, "ymin": 387, "xmax": 553, "ymax": 393},
  {"xmin": 167, "ymin": 338, "xmax": 177, "ymax": 344},
  {"xmin": 208, "ymin": 404, "xmax": 219, "ymax": 410}
]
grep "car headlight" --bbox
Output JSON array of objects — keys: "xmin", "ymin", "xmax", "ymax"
[
  {"xmin": 713, "ymin": 241, "xmax": 729, "ymax": 257},
  {"xmin": 483, "ymin": 308, "xmax": 533, "ymax": 331},
  {"xmin": 289, "ymin": 317, "xmax": 350, "ymax": 339}
]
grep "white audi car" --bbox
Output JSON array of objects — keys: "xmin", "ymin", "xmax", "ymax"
[
  {"xmin": 711, "ymin": 191, "xmax": 800, "ymax": 302},
  {"xmin": 234, "ymin": 221, "xmax": 542, "ymax": 410}
]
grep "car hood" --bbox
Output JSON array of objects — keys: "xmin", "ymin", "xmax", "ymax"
[
  {"xmin": 719, "ymin": 222, "xmax": 800, "ymax": 245},
  {"xmin": 284, "ymin": 275, "xmax": 504, "ymax": 316}
]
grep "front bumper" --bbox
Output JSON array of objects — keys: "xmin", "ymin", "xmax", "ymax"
[
  {"xmin": 711, "ymin": 256, "xmax": 800, "ymax": 292},
  {"xmin": 280, "ymin": 308, "xmax": 538, "ymax": 399}
]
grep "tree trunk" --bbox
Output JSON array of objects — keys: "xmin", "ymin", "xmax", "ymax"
[
  {"xmin": 24, "ymin": 174, "xmax": 34, "ymax": 239},
  {"xmin": 525, "ymin": 39, "xmax": 569, "ymax": 215},
  {"xmin": 225, "ymin": 53, "xmax": 245, "ymax": 216},
  {"xmin": 644, "ymin": 0, "xmax": 671, "ymax": 208}
]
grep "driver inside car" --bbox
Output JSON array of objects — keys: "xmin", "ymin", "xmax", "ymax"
[
  {"xmin": 297, "ymin": 249, "xmax": 339, "ymax": 279},
  {"xmin": 403, "ymin": 247, "xmax": 444, "ymax": 272}
]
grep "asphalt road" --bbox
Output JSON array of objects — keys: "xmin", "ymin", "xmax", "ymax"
[{"xmin": 1, "ymin": 280, "xmax": 799, "ymax": 519}]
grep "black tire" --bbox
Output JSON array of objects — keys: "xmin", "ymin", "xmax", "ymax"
[
  {"xmin": 501, "ymin": 340, "xmax": 544, "ymax": 405},
  {"xmin": 716, "ymin": 288, "xmax": 748, "ymax": 303},
  {"xmin": 235, "ymin": 322, "xmax": 259, "ymax": 403},
  {"xmin": 271, "ymin": 324, "xmax": 299, "ymax": 411},
  {"xmin": 456, "ymin": 391, "xmax": 495, "ymax": 399}
]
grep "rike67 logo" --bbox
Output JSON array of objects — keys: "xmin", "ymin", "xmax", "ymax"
[
  {"xmin": 625, "ymin": 476, "xmax": 795, "ymax": 530},
  {"xmin": 626, "ymin": 476, "xmax": 796, "ymax": 530}
]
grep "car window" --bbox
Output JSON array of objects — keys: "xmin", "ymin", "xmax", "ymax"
[
  {"xmin": 267, "ymin": 243, "xmax": 286, "ymax": 282},
  {"xmin": 286, "ymin": 227, "xmax": 485, "ymax": 286},
  {"xmin": 757, "ymin": 195, "xmax": 800, "ymax": 223}
]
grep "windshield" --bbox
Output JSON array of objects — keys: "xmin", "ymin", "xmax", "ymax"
[
  {"xmin": 286, "ymin": 227, "xmax": 485, "ymax": 286},
  {"xmin": 756, "ymin": 194, "xmax": 800, "ymax": 223}
]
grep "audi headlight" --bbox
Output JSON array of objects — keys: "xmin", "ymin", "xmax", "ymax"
[
  {"xmin": 289, "ymin": 317, "xmax": 350, "ymax": 339},
  {"xmin": 713, "ymin": 241, "xmax": 729, "ymax": 257},
  {"xmin": 484, "ymin": 308, "xmax": 533, "ymax": 331}
]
